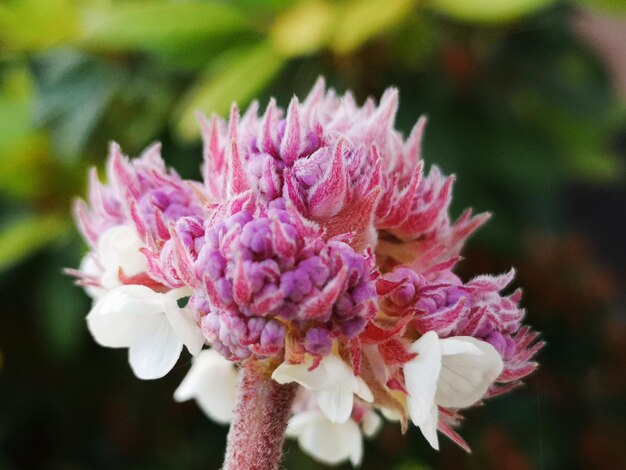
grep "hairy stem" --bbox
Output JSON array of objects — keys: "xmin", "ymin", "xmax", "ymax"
[{"xmin": 223, "ymin": 361, "xmax": 297, "ymax": 470}]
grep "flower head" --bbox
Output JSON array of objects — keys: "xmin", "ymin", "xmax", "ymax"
[{"xmin": 70, "ymin": 78, "xmax": 542, "ymax": 457}]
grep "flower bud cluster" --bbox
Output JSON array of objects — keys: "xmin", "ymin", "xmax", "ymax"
[
  {"xmin": 173, "ymin": 197, "xmax": 377, "ymax": 360},
  {"xmin": 71, "ymin": 78, "xmax": 543, "ymax": 456},
  {"xmin": 74, "ymin": 144, "xmax": 203, "ymax": 252},
  {"xmin": 378, "ymin": 263, "xmax": 543, "ymax": 396}
]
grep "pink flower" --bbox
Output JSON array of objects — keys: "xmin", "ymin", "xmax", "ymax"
[{"xmin": 70, "ymin": 78, "xmax": 542, "ymax": 454}]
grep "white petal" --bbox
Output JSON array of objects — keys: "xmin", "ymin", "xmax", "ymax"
[
  {"xmin": 194, "ymin": 370, "xmax": 239, "ymax": 424},
  {"xmin": 436, "ymin": 336, "xmax": 503, "ymax": 408},
  {"xmin": 162, "ymin": 294, "xmax": 204, "ymax": 355},
  {"xmin": 318, "ymin": 355, "xmax": 373, "ymax": 403},
  {"xmin": 353, "ymin": 376, "xmax": 374, "ymax": 403},
  {"xmin": 174, "ymin": 349, "xmax": 222, "ymax": 401},
  {"xmin": 272, "ymin": 358, "xmax": 332, "ymax": 390},
  {"xmin": 274, "ymin": 355, "xmax": 369, "ymax": 424},
  {"xmin": 294, "ymin": 411, "xmax": 363, "ymax": 466},
  {"xmin": 86, "ymin": 285, "xmax": 163, "ymax": 348},
  {"xmin": 315, "ymin": 385, "xmax": 353, "ymax": 424},
  {"xmin": 379, "ymin": 407, "xmax": 402, "ymax": 422},
  {"xmin": 79, "ymin": 254, "xmax": 106, "ymax": 299},
  {"xmin": 348, "ymin": 421, "xmax": 364, "ymax": 466},
  {"xmin": 128, "ymin": 314, "xmax": 182, "ymax": 380},
  {"xmin": 404, "ymin": 331, "xmax": 442, "ymax": 426},
  {"xmin": 322, "ymin": 354, "xmax": 355, "ymax": 381},
  {"xmin": 362, "ymin": 409, "xmax": 383, "ymax": 437},
  {"xmin": 174, "ymin": 349, "xmax": 239, "ymax": 424},
  {"xmin": 286, "ymin": 410, "xmax": 319, "ymax": 437},
  {"xmin": 98, "ymin": 225, "xmax": 147, "ymax": 289},
  {"xmin": 418, "ymin": 404, "xmax": 440, "ymax": 450},
  {"xmin": 318, "ymin": 354, "xmax": 361, "ymax": 392}
]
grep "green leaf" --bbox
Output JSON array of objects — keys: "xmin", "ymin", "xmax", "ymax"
[
  {"xmin": 33, "ymin": 49, "xmax": 126, "ymax": 160},
  {"xmin": 174, "ymin": 42, "xmax": 284, "ymax": 141},
  {"xmin": 511, "ymin": 90, "xmax": 623, "ymax": 181},
  {"xmin": 430, "ymin": 0, "xmax": 554, "ymax": 23},
  {"xmin": 579, "ymin": 0, "xmax": 626, "ymax": 12},
  {"xmin": 0, "ymin": 0, "xmax": 77, "ymax": 53},
  {"xmin": 0, "ymin": 67, "xmax": 52, "ymax": 200},
  {"xmin": 270, "ymin": 0, "xmax": 335, "ymax": 57},
  {"xmin": 77, "ymin": 0, "xmax": 252, "ymax": 53},
  {"xmin": 98, "ymin": 69, "xmax": 177, "ymax": 153},
  {"xmin": 0, "ymin": 215, "xmax": 69, "ymax": 272},
  {"xmin": 332, "ymin": 0, "xmax": 416, "ymax": 54}
]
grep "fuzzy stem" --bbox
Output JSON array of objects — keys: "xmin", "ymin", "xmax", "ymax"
[{"xmin": 223, "ymin": 361, "xmax": 297, "ymax": 470}]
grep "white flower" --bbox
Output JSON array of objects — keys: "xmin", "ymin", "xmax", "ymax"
[
  {"xmin": 272, "ymin": 354, "xmax": 373, "ymax": 423},
  {"xmin": 97, "ymin": 224, "xmax": 149, "ymax": 290},
  {"xmin": 404, "ymin": 331, "xmax": 503, "ymax": 449},
  {"xmin": 361, "ymin": 407, "xmax": 383, "ymax": 438},
  {"xmin": 174, "ymin": 349, "xmax": 239, "ymax": 424},
  {"xmin": 86, "ymin": 284, "xmax": 204, "ymax": 380},
  {"xmin": 287, "ymin": 410, "xmax": 363, "ymax": 466},
  {"xmin": 80, "ymin": 225, "xmax": 148, "ymax": 299}
]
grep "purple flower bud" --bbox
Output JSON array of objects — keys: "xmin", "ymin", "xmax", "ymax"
[
  {"xmin": 298, "ymin": 256, "xmax": 329, "ymax": 287},
  {"xmin": 245, "ymin": 317, "xmax": 266, "ymax": 344},
  {"xmin": 485, "ymin": 330, "xmax": 507, "ymax": 356},
  {"xmin": 304, "ymin": 327, "xmax": 332, "ymax": 356},
  {"xmin": 215, "ymin": 278, "xmax": 233, "ymax": 305},
  {"xmin": 260, "ymin": 320, "xmax": 286, "ymax": 351},
  {"xmin": 389, "ymin": 283, "xmax": 416, "ymax": 307},
  {"xmin": 280, "ymin": 269, "xmax": 312, "ymax": 302},
  {"xmin": 339, "ymin": 316, "xmax": 367, "ymax": 338},
  {"xmin": 241, "ymin": 220, "xmax": 272, "ymax": 255},
  {"xmin": 197, "ymin": 248, "xmax": 227, "ymax": 281},
  {"xmin": 335, "ymin": 293, "xmax": 354, "ymax": 316}
]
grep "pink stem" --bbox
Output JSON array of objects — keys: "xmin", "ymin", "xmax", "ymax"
[{"xmin": 223, "ymin": 361, "xmax": 297, "ymax": 470}]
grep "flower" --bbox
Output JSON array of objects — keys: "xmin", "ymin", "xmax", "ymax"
[
  {"xmin": 174, "ymin": 349, "xmax": 239, "ymax": 424},
  {"xmin": 272, "ymin": 354, "xmax": 373, "ymax": 423},
  {"xmin": 70, "ymin": 78, "xmax": 543, "ymax": 458},
  {"xmin": 404, "ymin": 331, "xmax": 503, "ymax": 449},
  {"xmin": 78, "ymin": 225, "xmax": 149, "ymax": 299},
  {"xmin": 86, "ymin": 285, "xmax": 204, "ymax": 379},
  {"xmin": 286, "ymin": 410, "xmax": 366, "ymax": 466},
  {"xmin": 286, "ymin": 388, "xmax": 382, "ymax": 467}
]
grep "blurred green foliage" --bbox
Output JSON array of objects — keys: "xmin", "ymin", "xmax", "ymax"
[{"xmin": 0, "ymin": 0, "xmax": 624, "ymax": 469}]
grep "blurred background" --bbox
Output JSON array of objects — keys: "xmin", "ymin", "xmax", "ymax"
[{"xmin": 0, "ymin": 0, "xmax": 625, "ymax": 469}]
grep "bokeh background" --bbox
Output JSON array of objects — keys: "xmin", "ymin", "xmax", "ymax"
[{"xmin": 1, "ymin": 0, "xmax": 625, "ymax": 469}]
